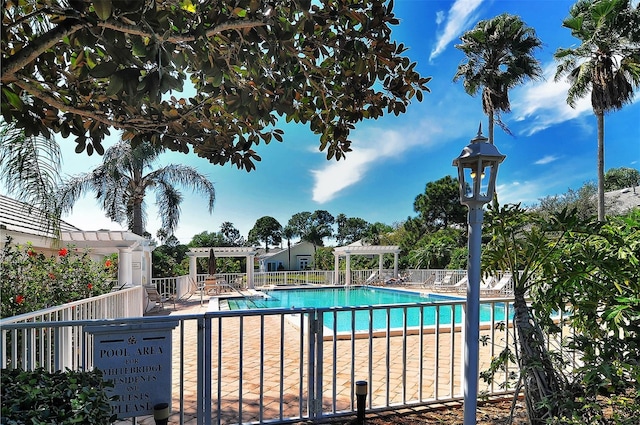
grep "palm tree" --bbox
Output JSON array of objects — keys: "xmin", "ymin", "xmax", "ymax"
[
  {"xmin": 554, "ymin": 0, "xmax": 640, "ymax": 221},
  {"xmin": 0, "ymin": 121, "xmax": 63, "ymax": 236},
  {"xmin": 454, "ymin": 13, "xmax": 542, "ymax": 143},
  {"xmin": 282, "ymin": 225, "xmax": 296, "ymax": 270},
  {"xmin": 58, "ymin": 140, "xmax": 215, "ymax": 236}
]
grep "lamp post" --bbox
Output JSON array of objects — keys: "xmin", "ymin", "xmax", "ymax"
[{"xmin": 452, "ymin": 124, "xmax": 505, "ymax": 425}]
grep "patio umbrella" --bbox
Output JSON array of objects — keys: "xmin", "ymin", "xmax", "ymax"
[{"xmin": 208, "ymin": 248, "xmax": 216, "ymax": 276}]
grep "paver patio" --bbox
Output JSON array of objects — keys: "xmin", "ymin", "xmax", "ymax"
[{"xmin": 115, "ymin": 291, "xmax": 510, "ymax": 425}]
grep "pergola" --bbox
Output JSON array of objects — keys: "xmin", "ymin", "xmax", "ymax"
[
  {"xmin": 188, "ymin": 247, "xmax": 259, "ymax": 289},
  {"xmin": 61, "ymin": 230, "xmax": 154, "ymax": 287},
  {"xmin": 333, "ymin": 245, "xmax": 400, "ymax": 286}
]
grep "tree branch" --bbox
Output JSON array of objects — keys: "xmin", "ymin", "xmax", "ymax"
[
  {"xmin": 97, "ymin": 18, "xmax": 267, "ymax": 44},
  {"xmin": 11, "ymin": 79, "xmax": 118, "ymax": 125},
  {"xmin": 1, "ymin": 19, "xmax": 88, "ymax": 82},
  {"xmin": 2, "ymin": 17, "xmax": 265, "ymax": 83}
]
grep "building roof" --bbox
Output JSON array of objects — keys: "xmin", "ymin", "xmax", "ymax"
[
  {"xmin": 606, "ymin": 186, "xmax": 640, "ymax": 214},
  {"xmin": 0, "ymin": 194, "xmax": 79, "ymax": 239},
  {"xmin": 1, "ymin": 195, "xmax": 153, "ymax": 253},
  {"xmin": 257, "ymin": 240, "xmax": 314, "ymax": 259}
]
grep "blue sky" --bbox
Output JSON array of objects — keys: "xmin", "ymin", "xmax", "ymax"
[{"xmin": 8, "ymin": 0, "xmax": 640, "ymax": 244}]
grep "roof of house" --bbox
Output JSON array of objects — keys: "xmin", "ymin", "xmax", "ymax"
[
  {"xmin": 258, "ymin": 240, "xmax": 313, "ymax": 259},
  {"xmin": 0, "ymin": 194, "xmax": 79, "ymax": 239},
  {"xmin": 605, "ymin": 186, "xmax": 640, "ymax": 214},
  {"xmin": 1, "ymin": 195, "xmax": 153, "ymax": 252}
]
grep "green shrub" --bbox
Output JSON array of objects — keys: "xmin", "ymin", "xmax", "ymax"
[
  {"xmin": 1, "ymin": 240, "xmax": 117, "ymax": 318},
  {"xmin": 0, "ymin": 367, "xmax": 116, "ymax": 424}
]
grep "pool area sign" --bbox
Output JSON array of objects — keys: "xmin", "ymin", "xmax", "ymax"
[{"xmin": 86, "ymin": 321, "xmax": 178, "ymax": 419}]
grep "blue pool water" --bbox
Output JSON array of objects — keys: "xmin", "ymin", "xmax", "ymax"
[{"xmin": 227, "ymin": 287, "xmax": 512, "ymax": 332}]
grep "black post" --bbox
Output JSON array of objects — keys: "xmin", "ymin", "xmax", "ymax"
[
  {"xmin": 153, "ymin": 403, "xmax": 169, "ymax": 425},
  {"xmin": 355, "ymin": 380, "xmax": 368, "ymax": 424}
]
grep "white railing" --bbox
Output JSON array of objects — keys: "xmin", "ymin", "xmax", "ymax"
[
  {"xmin": 253, "ymin": 270, "xmax": 335, "ymax": 286},
  {"xmin": 159, "ymin": 269, "xmax": 517, "ymax": 297},
  {"xmin": 153, "ymin": 275, "xmax": 192, "ymax": 300},
  {"xmin": 0, "ymin": 286, "xmax": 143, "ymax": 371}
]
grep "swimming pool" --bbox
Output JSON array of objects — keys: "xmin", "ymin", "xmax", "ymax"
[{"xmin": 226, "ymin": 287, "xmax": 512, "ymax": 333}]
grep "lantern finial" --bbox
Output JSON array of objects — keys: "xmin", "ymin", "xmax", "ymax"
[{"xmin": 471, "ymin": 123, "xmax": 488, "ymax": 144}]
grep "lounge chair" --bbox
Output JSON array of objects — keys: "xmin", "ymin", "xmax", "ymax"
[
  {"xmin": 482, "ymin": 273, "xmax": 513, "ymax": 296},
  {"xmin": 363, "ymin": 271, "xmax": 379, "ymax": 285},
  {"xmin": 433, "ymin": 271, "xmax": 454, "ymax": 291},
  {"xmin": 420, "ymin": 272, "xmax": 436, "ymax": 288},
  {"xmin": 443, "ymin": 275, "xmax": 467, "ymax": 293},
  {"xmin": 384, "ymin": 273, "xmax": 409, "ymax": 285},
  {"xmin": 480, "ymin": 276, "xmax": 496, "ymax": 290},
  {"xmin": 204, "ymin": 275, "xmax": 228, "ymax": 295},
  {"xmin": 145, "ymin": 286, "xmax": 175, "ymax": 311}
]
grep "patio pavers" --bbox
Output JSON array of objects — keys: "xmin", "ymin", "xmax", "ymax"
[{"xmin": 115, "ymin": 291, "xmax": 505, "ymax": 424}]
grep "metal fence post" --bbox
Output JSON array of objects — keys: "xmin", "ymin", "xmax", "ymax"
[{"xmin": 197, "ymin": 316, "xmax": 212, "ymax": 425}]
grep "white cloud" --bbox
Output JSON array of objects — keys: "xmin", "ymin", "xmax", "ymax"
[
  {"xmin": 429, "ymin": 0, "xmax": 484, "ymax": 62},
  {"xmin": 496, "ymin": 180, "xmax": 545, "ymax": 206},
  {"xmin": 534, "ymin": 155, "xmax": 560, "ymax": 165},
  {"xmin": 511, "ymin": 63, "xmax": 594, "ymax": 135},
  {"xmin": 435, "ymin": 10, "xmax": 445, "ymax": 26},
  {"xmin": 310, "ymin": 123, "xmax": 440, "ymax": 203}
]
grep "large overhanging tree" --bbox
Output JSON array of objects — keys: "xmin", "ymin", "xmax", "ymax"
[{"xmin": 1, "ymin": 0, "xmax": 431, "ymax": 170}]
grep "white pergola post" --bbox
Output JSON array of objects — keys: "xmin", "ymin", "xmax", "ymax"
[
  {"xmin": 187, "ymin": 247, "xmax": 258, "ymax": 290},
  {"xmin": 60, "ymin": 230, "xmax": 153, "ymax": 289},
  {"xmin": 247, "ymin": 254, "xmax": 255, "ymax": 289},
  {"xmin": 333, "ymin": 245, "xmax": 401, "ymax": 285},
  {"xmin": 378, "ymin": 253, "xmax": 384, "ymax": 278},
  {"xmin": 118, "ymin": 247, "xmax": 133, "ymax": 287},
  {"xmin": 394, "ymin": 252, "xmax": 399, "ymax": 278},
  {"xmin": 189, "ymin": 254, "xmax": 198, "ymax": 285},
  {"xmin": 334, "ymin": 253, "xmax": 340, "ymax": 285}
]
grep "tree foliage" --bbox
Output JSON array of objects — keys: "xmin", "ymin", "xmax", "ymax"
[
  {"xmin": 536, "ymin": 181, "xmax": 598, "ymax": 220},
  {"xmin": 188, "ymin": 230, "xmax": 223, "ymax": 247},
  {"xmin": 57, "ymin": 139, "xmax": 215, "ymax": 236},
  {"xmin": 152, "ymin": 242, "xmax": 189, "ymax": 278},
  {"xmin": 604, "ymin": 166, "xmax": 640, "ymax": 191},
  {"xmin": 454, "ymin": 13, "xmax": 542, "ymax": 142},
  {"xmin": 248, "ymin": 216, "xmax": 282, "ymax": 251},
  {"xmin": 1, "ymin": 0, "xmax": 431, "ymax": 170},
  {"xmin": 408, "ymin": 227, "xmax": 463, "ymax": 269},
  {"xmin": 538, "ymin": 210, "xmax": 640, "ymax": 423},
  {"xmin": 220, "ymin": 221, "xmax": 246, "ymax": 246},
  {"xmin": 482, "ymin": 201, "xmax": 640, "ymax": 424},
  {"xmin": 287, "ymin": 210, "xmax": 335, "ymax": 249},
  {"xmin": 555, "ymin": 0, "xmax": 640, "ymax": 220},
  {"xmin": 0, "ymin": 121, "xmax": 63, "ymax": 236},
  {"xmin": 362, "ymin": 221, "xmax": 392, "ymax": 245},
  {"xmin": 413, "ymin": 175, "xmax": 467, "ymax": 232},
  {"xmin": 335, "ymin": 213, "xmax": 370, "ymax": 245}
]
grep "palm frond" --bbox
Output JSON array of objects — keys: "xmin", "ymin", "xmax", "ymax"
[
  {"xmin": 154, "ymin": 182, "xmax": 182, "ymax": 236},
  {"xmin": 0, "ymin": 121, "xmax": 63, "ymax": 236}
]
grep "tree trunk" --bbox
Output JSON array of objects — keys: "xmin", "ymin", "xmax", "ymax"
[
  {"xmin": 131, "ymin": 199, "xmax": 144, "ymax": 236},
  {"xmin": 488, "ymin": 112, "xmax": 495, "ymax": 144},
  {"xmin": 597, "ymin": 111, "xmax": 605, "ymax": 221},
  {"xmin": 512, "ymin": 291, "xmax": 567, "ymax": 424}
]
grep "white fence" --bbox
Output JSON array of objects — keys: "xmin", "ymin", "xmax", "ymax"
[
  {"xmin": 0, "ymin": 286, "xmax": 143, "ymax": 371},
  {"xmin": 2, "ymin": 297, "xmax": 544, "ymax": 424},
  {"xmin": 1, "ymin": 270, "xmax": 539, "ymax": 424},
  {"xmin": 153, "ymin": 269, "xmax": 516, "ymax": 297}
]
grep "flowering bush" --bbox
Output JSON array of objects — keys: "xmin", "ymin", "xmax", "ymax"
[{"xmin": 1, "ymin": 240, "xmax": 117, "ymax": 318}]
